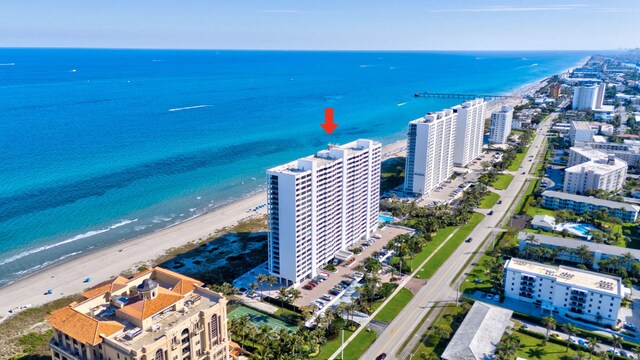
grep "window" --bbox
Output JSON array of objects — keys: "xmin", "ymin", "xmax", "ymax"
[{"xmin": 154, "ymin": 349, "xmax": 164, "ymax": 360}]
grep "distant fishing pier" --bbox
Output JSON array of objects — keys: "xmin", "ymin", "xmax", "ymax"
[{"xmin": 414, "ymin": 91, "xmax": 518, "ymax": 100}]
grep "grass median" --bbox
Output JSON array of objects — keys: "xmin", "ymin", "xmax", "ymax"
[{"xmin": 414, "ymin": 212, "xmax": 485, "ymax": 280}]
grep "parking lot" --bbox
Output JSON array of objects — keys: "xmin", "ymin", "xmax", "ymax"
[
  {"xmin": 418, "ymin": 150, "xmax": 498, "ymax": 206},
  {"xmin": 294, "ymin": 225, "xmax": 413, "ymax": 308}
]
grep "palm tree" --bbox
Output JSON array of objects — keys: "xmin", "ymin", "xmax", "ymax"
[
  {"xmin": 588, "ymin": 337, "xmax": 598, "ymax": 359},
  {"xmin": 257, "ymin": 273, "xmax": 268, "ymax": 297},
  {"xmin": 541, "ymin": 315, "xmax": 556, "ymax": 344},
  {"xmin": 622, "ymin": 252, "xmax": 635, "ymax": 270},
  {"xmin": 562, "ymin": 323, "xmax": 577, "ymax": 352},
  {"xmin": 267, "ymin": 275, "xmax": 279, "ymax": 288},
  {"xmin": 346, "ymin": 302, "xmax": 358, "ymax": 323},
  {"xmin": 277, "ymin": 286, "xmax": 289, "ymax": 307},
  {"xmin": 610, "ymin": 334, "xmax": 622, "ymax": 360},
  {"xmin": 249, "ymin": 282, "xmax": 259, "ymax": 295}
]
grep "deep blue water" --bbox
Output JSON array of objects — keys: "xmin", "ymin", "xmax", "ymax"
[{"xmin": 0, "ymin": 49, "xmax": 588, "ymax": 285}]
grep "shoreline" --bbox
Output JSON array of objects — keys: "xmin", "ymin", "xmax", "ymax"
[{"xmin": 0, "ymin": 60, "xmax": 587, "ymax": 319}]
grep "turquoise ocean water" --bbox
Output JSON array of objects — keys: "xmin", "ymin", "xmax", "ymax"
[{"xmin": 0, "ymin": 49, "xmax": 588, "ymax": 285}]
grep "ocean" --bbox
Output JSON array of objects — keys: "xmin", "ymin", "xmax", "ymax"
[{"xmin": 0, "ymin": 49, "xmax": 588, "ymax": 286}]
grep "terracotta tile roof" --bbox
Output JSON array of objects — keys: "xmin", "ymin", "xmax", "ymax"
[
  {"xmin": 118, "ymin": 287, "xmax": 183, "ymax": 320},
  {"xmin": 46, "ymin": 307, "xmax": 124, "ymax": 345},
  {"xmin": 82, "ymin": 276, "xmax": 129, "ymax": 299},
  {"xmin": 154, "ymin": 267, "xmax": 203, "ymax": 295}
]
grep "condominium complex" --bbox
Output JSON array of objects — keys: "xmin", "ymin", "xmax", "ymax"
[
  {"xmin": 452, "ymin": 99, "xmax": 486, "ymax": 167},
  {"xmin": 541, "ymin": 190, "xmax": 640, "ymax": 222},
  {"xmin": 549, "ymin": 83, "xmax": 562, "ymax": 98},
  {"xmin": 504, "ymin": 258, "xmax": 624, "ymax": 326},
  {"xmin": 404, "ymin": 109, "xmax": 456, "ymax": 195},
  {"xmin": 489, "ymin": 105, "xmax": 513, "ymax": 144},
  {"xmin": 267, "ymin": 139, "xmax": 381, "ymax": 286},
  {"xmin": 569, "ymin": 121, "xmax": 595, "ymax": 144},
  {"xmin": 567, "ymin": 146, "xmax": 609, "ymax": 167},
  {"xmin": 563, "ymin": 155, "xmax": 627, "ymax": 194},
  {"xmin": 46, "ymin": 267, "xmax": 229, "ymax": 360},
  {"xmin": 572, "ymin": 83, "xmax": 606, "ymax": 111},
  {"xmin": 584, "ymin": 141, "xmax": 640, "ymax": 168},
  {"xmin": 518, "ymin": 232, "xmax": 640, "ymax": 270}
]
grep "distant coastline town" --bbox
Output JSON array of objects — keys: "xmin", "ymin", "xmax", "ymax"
[{"xmin": 5, "ymin": 49, "xmax": 640, "ymax": 360}]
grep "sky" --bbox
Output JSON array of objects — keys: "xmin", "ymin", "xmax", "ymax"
[{"xmin": 0, "ymin": 0, "xmax": 638, "ymax": 51}]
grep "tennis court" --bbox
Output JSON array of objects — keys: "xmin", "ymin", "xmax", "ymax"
[{"xmin": 228, "ymin": 305, "xmax": 297, "ymax": 332}]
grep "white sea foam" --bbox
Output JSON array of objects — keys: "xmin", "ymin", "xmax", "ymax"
[
  {"xmin": 0, "ymin": 220, "xmax": 137, "ymax": 266},
  {"xmin": 0, "ymin": 63, "xmax": 15, "ymax": 66},
  {"xmin": 397, "ymin": 102, "xmax": 409, "ymax": 107},
  {"xmin": 11, "ymin": 251, "xmax": 83, "ymax": 277},
  {"xmin": 168, "ymin": 105, "xmax": 212, "ymax": 112}
]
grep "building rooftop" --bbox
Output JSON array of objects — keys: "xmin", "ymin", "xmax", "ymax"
[
  {"xmin": 565, "ymin": 157, "xmax": 627, "ymax": 175},
  {"xmin": 542, "ymin": 190, "xmax": 640, "ymax": 212},
  {"xmin": 410, "ymin": 108, "xmax": 455, "ymax": 124},
  {"xmin": 46, "ymin": 267, "xmax": 222, "ymax": 348},
  {"xmin": 570, "ymin": 147, "xmax": 609, "ymax": 161},
  {"xmin": 571, "ymin": 121, "xmax": 593, "ymax": 131},
  {"xmin": 506, "ymin": 258, "xmax": 623, "ymax": 296},
  {"xmin": 441, "ymin": 302, "xmax": 513, "ymax": 360},
  {"xmin": 267, "ymin": 139, "xmax": 380, "ymax": 175}
]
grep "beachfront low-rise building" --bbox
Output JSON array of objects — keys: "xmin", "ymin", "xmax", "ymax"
[
  {"xmin": 563, "ymin": 155, "xmax": 627, "ymax": 194},
  {"xmin": 517, "ymin": 232, "xmax": 640, "ymax": 270},
  {"xmin": 489, "ymin": 105, "xmax": 513, "ymax": 145},
  {"xmin": 452, "ymin": 98, "xmax": 486, "ymax": 167},
  {"xmin": 46, "ymin": 267, "xmax": 229, "ymax": 360},
  {"xmin": 267, "ymin": 139, "xmax": 381, "ymax": 286},
  {"xmin": 541, "ymin": 190, "xmax": 640, "ymax": 222},
  {"xmin": 504, "ymin": 258, "xmax": 624, "ymax": 326},
  {"xmin": 404, "ymin": 109, "xmax": 456, "ymax": 195}
]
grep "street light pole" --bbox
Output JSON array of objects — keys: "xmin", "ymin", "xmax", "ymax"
[{"xmin": 341, "ymin": 328, "xmax": 344, "ymax": 360}]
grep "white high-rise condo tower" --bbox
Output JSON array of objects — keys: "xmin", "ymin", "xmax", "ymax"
[
  {"xmin": 404, "ymin": 109, "xmax": 457, "ymax": 195},
  {"xmin": 267, "ymin": 139, "xmax": 381, "ymax": 286},
  {"xmin": 489, "ymin": 106, "xmax": 513, "ymax": 144},
  {"xmin": 572, "ymin": 83, "xmax": 606, "ymax": 111},
  {"xmin": 452, "ymin": 98, "xmax": 486, "ymax": 167}
]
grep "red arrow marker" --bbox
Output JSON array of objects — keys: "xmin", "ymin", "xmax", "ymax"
[{"xmin": 321, "ymin": 108, "xmax": 338, "ymax": 135}]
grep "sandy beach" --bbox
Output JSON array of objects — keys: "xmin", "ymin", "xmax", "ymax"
[{"xmin": 0, "ymin": 58, "xmax": 586, "ymax": 319}]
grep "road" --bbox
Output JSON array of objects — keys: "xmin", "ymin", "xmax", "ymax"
[{"xmin": 359, "ymin": 115, "xmax": 556, "ymax": 360}]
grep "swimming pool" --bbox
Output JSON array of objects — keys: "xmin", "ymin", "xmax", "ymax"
[
  {"xmin": 559, "ymin": 222, "xmax": 599, "ymax": 238},
  {"xmin": 379, "ymin": 215, "xmax": 394, "ymax": 223}
]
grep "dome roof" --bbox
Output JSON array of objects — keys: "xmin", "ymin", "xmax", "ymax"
[{"xmin": 137, "ymin": 279, "xmax": 158, "ymax": 293}]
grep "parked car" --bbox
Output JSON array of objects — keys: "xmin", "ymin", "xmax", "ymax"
[
  {"xmin": 376, "ymin": 353, "xmax": 387, "ymax": 360},
  {"xmin": 321, "ymin": 294, "xmax": 333, "ymax": 301},
  {"xmin": 331, "ymin": 259, "xmax": 340, "ymax": 266},
  {"xmin": 465, "ymin": 237, "xmax": 472, "ymax": 243},
  {"xmin": 497, "ymin": 200, "xmax": 502, "ymax": 204},
  {"xmin": 329, "ymin": 288, "xmax": 341, "ymax": 296},
  {"xmin": 488, "ymin": 211, "xmax": 494, "ymax": 215}
]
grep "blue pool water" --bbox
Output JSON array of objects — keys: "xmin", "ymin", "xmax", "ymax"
[
  {"xmin": 0, "ymin": 48, "xmax": 589, "ymax": 285},
  {"xmin": 379, "ymin": 215, "xmax": 395, "ymax": 223},
  {"xmin": 567, "ymin": 223, "xmax": 599, "ymax": 237}
]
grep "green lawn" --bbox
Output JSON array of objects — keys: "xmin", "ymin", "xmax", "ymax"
[
  {"xmin": 514, "ymin": 330, "xmax": 585, "ymax": 360},
  {"xmin": 373, "ymin": 288, "xmax": 414, "ymax": 322},
  {"xmin": 415, "ymin": 213, "xmax": 485, "ymax": 279},
  {"xmin": 479, "ymin": 192, "xmax": 500, "ymax": 209},
  {"xmin": 398, "ymin": 223, "xmax": 457, "ymax": 270},
  {"xmin": 508, "ymin": 152, "xmax": 527, "ymax": 171},
  {"xmin": 315, "ymin": 329, "xmax": 355, "ymax": 359},
  {"xmin": 492, "ymin": 174, "xmax": 514, "ymax": 190}
]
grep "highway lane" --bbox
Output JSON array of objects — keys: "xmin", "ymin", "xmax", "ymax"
[{"xmin": 360, "ymin": 115, "xmax": 555, "ymax": 360}]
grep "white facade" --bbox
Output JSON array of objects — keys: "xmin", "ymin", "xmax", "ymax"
[
  {"xmin": 489, "ymin": 105, "xmax": 513, "ymax": 144},
  {"xmin": 563, "ymin": 155, "xmax": 627, "ymax": 194},
  {"xmin": 404, "ymin": 109, "xmax": 456, "ymax": 195},
  {"xmin": 572, "ymin": 83, "xmax": 605, "ymax": 111},
  {"xmin": 453, "ymin": 99, "xmax": 486, "ymax": 167},
  {"xmin": 569, "ymin": 121, "xmax": 595, "ymax": 144},
  {"xmin": 504, "ymin": 258, "xmax": 623, "ymax": 326},
  {"xmin": 267, "ymin": 139, "xmax": 381, "ymax": 285}
]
